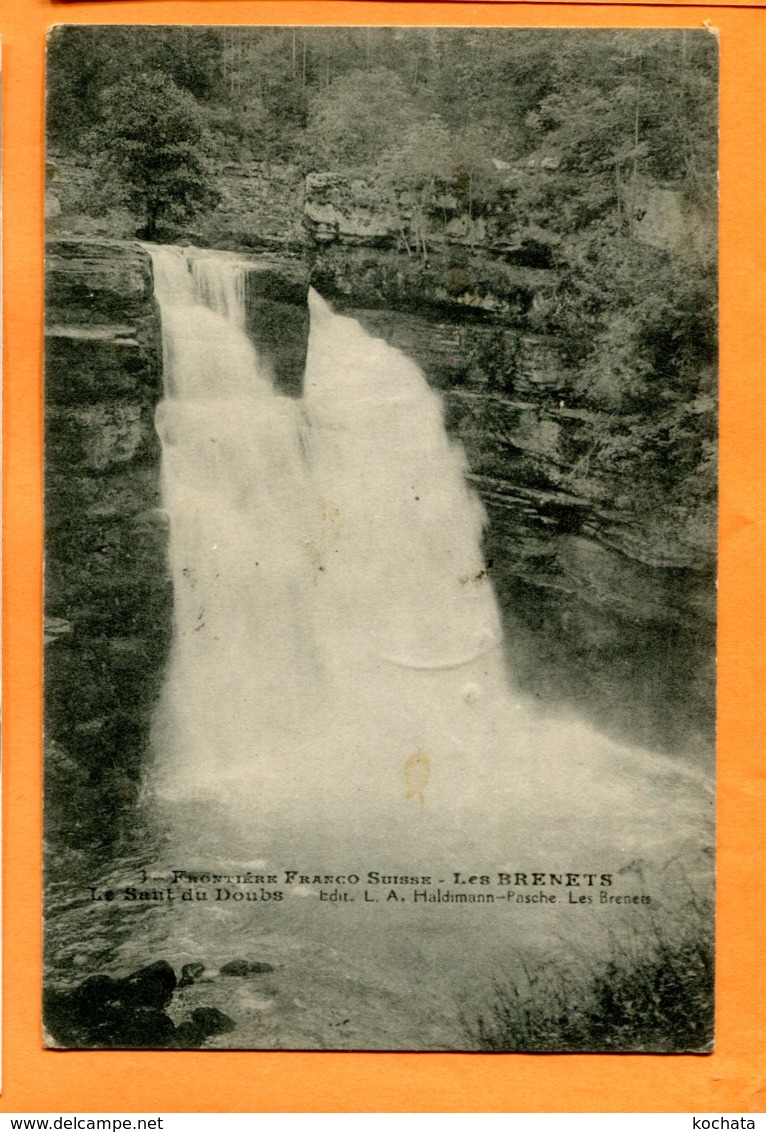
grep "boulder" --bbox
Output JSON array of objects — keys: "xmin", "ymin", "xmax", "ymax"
[
  {"xmin": 220, "ymin": 959, "xmax": 275, "ymax": 977},
  {"xmin": 43, "ymin": 962, "xmax": 177, "ymax": 1049},
  {"xmin": 44, "ymin": 962, "xmax": 237, "ymax": 1050},
  {"xmin": 173, "ymin": 1008, "xmax": 237, "ymax": 1048},
  {"xmin": 178, "ymin": 962, "xmax": 206, "ymax": 989}
]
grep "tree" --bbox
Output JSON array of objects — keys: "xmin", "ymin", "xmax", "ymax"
[
  {"xmin": 306, "ymin": 68, "xmax": 420, "ymax": 169},
  {"xmin": 447, "ymin": 126, "xmax": 501, "ymax": 218},
  {"xmin": 374, "ymin": 118, "xmax": 500, "ymax": 259},
  {"xmin": 373, "ymin": 117, "xmax": 452, "ymax": 259},
  {"xmin": 96, "ymin": 71, "xmax": 219, "ymax": 239}
]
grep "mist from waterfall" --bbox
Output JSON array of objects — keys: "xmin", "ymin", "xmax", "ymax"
[{"xmin": 146, "ymin": 244, "xmax": 521, "ymax": 853}]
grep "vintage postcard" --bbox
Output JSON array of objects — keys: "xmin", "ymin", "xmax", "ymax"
[{"xmin": 43, "ymin": 25, "xmax": 716, "ymax": 1052}]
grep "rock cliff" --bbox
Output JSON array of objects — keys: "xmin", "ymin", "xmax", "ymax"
[
  {"xmin": 44, "ymin": 237, "xmax": 311, "ymax": 843},
  {"xmin": 45, "ymin": 238, "xmax": 168, "ymax": 842},
  {"xmin": 45, "ymin": 163, "xmax": 715, "ymax": 820},
  {"xmin": 301, "ymin": 174, "xmax": 715, "ymax": 760}
]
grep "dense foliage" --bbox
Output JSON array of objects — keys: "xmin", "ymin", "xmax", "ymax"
[
  {"xmin": 470, "ymin": 903, "xmax": 714, "ymax": 1051},
  {"xmin": 47, "ymin": 27, "xmax": 716, "ymax": 179},
  {"xmin": 95, "ymin": 72, "xmax": 218, "ymax": 239}
]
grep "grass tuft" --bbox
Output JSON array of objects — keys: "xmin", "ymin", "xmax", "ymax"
[{"xmin": 469, "ymin": 907, "xmax": 714, "ymax": 1052}]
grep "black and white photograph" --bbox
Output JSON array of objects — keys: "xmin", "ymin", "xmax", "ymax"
[{"xmin": 43, "ymin": 25, "xmax": 717, "ymax": 1052}]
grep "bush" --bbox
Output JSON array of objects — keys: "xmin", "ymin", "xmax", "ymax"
[{"xmin": 468, "ymin": 904, "xmax": 714, "ymax": 1051}]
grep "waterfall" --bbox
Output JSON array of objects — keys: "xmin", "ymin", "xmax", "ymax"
[{"xmin": 146, "ymin": 245, "xmax": 514, "ymax": 853}]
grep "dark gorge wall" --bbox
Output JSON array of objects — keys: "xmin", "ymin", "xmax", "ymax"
[
  {"xmin": 244, "ymin": 259, "xmax": 310, "ymax": 396},
  {"xmin": 44, "ymin": 238, "xmax": 310, "ymax": 844},
  {"xmin": 45, "ymin": 238, "xmax": 168, "ymax": 843}
]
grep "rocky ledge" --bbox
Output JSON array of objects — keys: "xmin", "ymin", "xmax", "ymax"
[{"xmin": 44, "ymin": 239, "xmax": 168, "ymax": 844}]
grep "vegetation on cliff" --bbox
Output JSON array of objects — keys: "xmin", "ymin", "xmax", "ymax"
[
  {"xmin": 48, "ymin": 28, "xmax": 716, "ymax": 202},
  {"xmin": 469, "ymin": 898, "xmax": 714, "ymax": 1051},
  {"xmin": 96, "ymin": 72, "xmax": 219, "ymax": 240}
]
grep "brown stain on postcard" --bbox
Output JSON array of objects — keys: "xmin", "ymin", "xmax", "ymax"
[{"xmin": 404, "ymin": 751, "xmax": 431, "ymax": 811}]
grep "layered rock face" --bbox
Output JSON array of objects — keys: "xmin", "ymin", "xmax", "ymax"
[
  {"xmin": 302, "ymin": 175, "xmax": 715, "ymax": 761},
  {"xmin": 244, "ymin": 259, "xmax": 309, "ymax": 396},
  {"xmin": 45, "ymin": 238, "xmax": 169, "ymax": 842},
  {"xmin": 44, "ymin": 238, "xmax": 311, "ymax": 844}
]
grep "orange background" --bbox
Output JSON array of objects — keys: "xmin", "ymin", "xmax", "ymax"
[{"xmin": 2, "ymin": 0, "xmax": 763, "ymax": 1113}]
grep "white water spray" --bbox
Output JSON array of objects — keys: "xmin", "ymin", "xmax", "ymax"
[{"xmin": 147, "ymin": 245, "xmax": 523, "ymax": 852}]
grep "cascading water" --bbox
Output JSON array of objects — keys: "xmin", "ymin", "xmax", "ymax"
[
  {"xmin": 146, "ymin": 245, "xmax": 517, "ymax": 854},
  {"xmin": 42, "ymin": 246, "xmax": 712, "ymax": 1051},
  {"xmin": 145, "ymin": 245, "xmax": 711, "ymax": 877}
]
